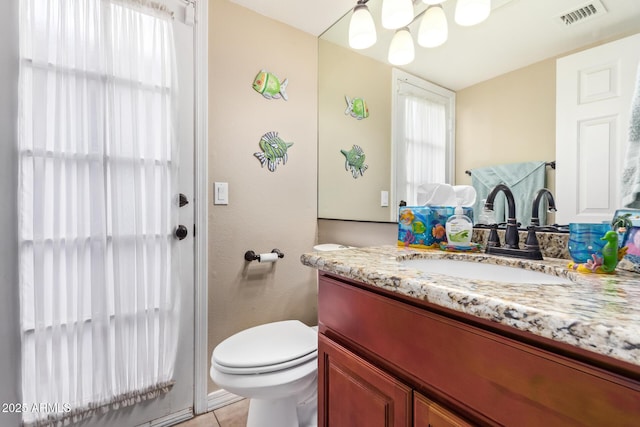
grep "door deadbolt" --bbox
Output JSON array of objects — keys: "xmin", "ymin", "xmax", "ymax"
[{"xmin": 175, "ymin": 225, "xmax": 188, "ymax": 240}]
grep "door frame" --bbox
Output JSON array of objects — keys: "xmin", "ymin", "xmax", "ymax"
[{"xmin": 193, "ymin": 0, "xmax": 209, "ymax": 416}]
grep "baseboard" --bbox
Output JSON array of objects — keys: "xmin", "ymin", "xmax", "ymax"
[
  {"xmin": 138, "ymin": 390, "xmax": 242, "ymax": 426},
  {"xmin": 207, "ymin": 389, "xmax": 244, "ymax": 412},
  {"xmin": 139, "ymin": 408, "xmax": 194, "ymax": 427}
]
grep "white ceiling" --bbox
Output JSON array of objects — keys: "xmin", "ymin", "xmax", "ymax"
[
  {"xmin": 230, "ymin": 0, "xmax": 640, "ymax": 90},
  {"xmin": 228, "ymin": 0, "xmax": 353, "ymax": 36}
]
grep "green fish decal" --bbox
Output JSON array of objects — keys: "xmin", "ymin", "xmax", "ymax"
[
  {"xmin": 345, "ymin": 95, "xmax": 369, "ymax": 120},
  {"xmin": 254, "ymin": 131, "xmax": 294, "ymax": 172},
  {"xmin": 340, "ymin": 145, "xmax": 368, "ymax": 178},
  {"xmin": 253, "ymin": 70, "xmax": 288, "ymax": 101},
  {"xmin": 412, "ymin": 221, "xmax": 427, "ymax": 234}
]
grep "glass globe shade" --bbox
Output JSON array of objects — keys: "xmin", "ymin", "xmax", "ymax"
[
  {"xmin": 349, "ymin": 4, "xmax": 377, "ymax": 49},
  {"xmin": 418, "ymin": 6, "xmax": 448, "ymax": 48},
  {"xmin": 388, "ymin": 28, "xmax": 415, "ymax": 66}
]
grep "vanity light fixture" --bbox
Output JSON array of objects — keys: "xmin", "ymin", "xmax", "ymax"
[
  {"xmin": 418, "ymin": 5, "xmax": 448, "ymax": 48},
  {"xmin": 381, "ymin": 0, "xmax": 415, "ymax": 29},
  {"xmin": 349, "ymin": 0, "xmax": 377, "ymax": 49},
  {"xmin": 388, "ymin": 27, "xmax": 415, "ymax": 65},
  {"xmin": 347, "ymin": 0, "xmax": 492, "ymax": 65}
]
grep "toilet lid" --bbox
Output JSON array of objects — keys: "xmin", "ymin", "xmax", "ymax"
[{"xmin": 213, "ymin": 320, "xmax": 317, "ymax": 372}]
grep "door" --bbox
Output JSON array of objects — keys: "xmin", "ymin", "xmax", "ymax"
[
  {"xmin": 15, "ymin": 1, "xmax": 198, "ymax": 426},
  {"xmin": 556, "ymin": 33, "xmax": 640, "ymax": 224},
  {"xmin": 124, "ymin": 0, "xmax": 197, "ymax": 424},
  {"xmin": 78, "ymin": 2, "xmax": 196, "ymax": 425}
]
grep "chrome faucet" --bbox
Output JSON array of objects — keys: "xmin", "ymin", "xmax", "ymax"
[
  {"xmin": 483, "ymin": 184, "xmax": 543, "ymax": 260},
  {"xmin": 484, "ymin": 184, "xmax": 519, "ymax": 248}
]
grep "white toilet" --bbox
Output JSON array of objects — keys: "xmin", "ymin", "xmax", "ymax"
[
  {"xmin": 210, "ymin": 244, "xmax": 352, "ymax": 426},
  {"xmin": 210, "ymin": 320, "xmax": 318, "ymax": 427}
]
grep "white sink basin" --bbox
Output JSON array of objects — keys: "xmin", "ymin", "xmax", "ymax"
[{"xmin": 401, "ymin": 259, "xmax": 573, "ymax": 284}]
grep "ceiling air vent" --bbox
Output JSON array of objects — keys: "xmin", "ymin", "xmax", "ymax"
[{"xmin": 557, "ymin": 0, "xmax": 607, "ymax": 26}]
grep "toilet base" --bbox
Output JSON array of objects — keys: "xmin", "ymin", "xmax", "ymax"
[
  {"xmin": 296, "ymin": 391, "xmax": 318, "ymax": 427},
  {"xmin": 247, "ymin": 397, "xmax": 298, "ymax": 427},
  {"xmin": 245, "ymin": 390, "xmax": 317, "ymax": 427}
]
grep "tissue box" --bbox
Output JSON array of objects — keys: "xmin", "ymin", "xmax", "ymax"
[
  {"xmin": 398, "ymin": 206, "xmax": 474, "ymax": 249},
  {"xmin": 618, "ymin": 226, "xmax": 640, "ymax": 273}
]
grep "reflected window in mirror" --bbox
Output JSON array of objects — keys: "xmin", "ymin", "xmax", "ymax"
[{"xmin": 392, "ymin": 69, "xmax": 455, "ymax": 220}]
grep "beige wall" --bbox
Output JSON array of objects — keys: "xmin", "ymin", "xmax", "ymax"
[
  {"xmin": 318, "ymin": 40, "xmax": 392, "ymax": 222},
  {"xmin": 208, "ymin": 0, "xmax": 318, "ymax": 392},
  {"xmin": 318, "ymin": 58, "xmax": 558, "ymax": 244},
  {"xmin": 455, "ymin": 58, "xmax": 557, "ymax": 196},
  {"xmin": 318, "ymin": 219, "xmax": 397, "ymax": 248}
]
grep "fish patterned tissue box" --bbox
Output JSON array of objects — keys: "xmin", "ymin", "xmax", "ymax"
[
  {"xmin": 398, "ymin": 206, "xmax": 474, "ymax": 249},
  {"xmin": 618, "ymin": 226, "xmax": 640, "ymax": 273}
]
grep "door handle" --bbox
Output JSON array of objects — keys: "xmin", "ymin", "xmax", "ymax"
[{"xmin": 175, "ymin": 225, "xmax": 188, "ymax": 240}]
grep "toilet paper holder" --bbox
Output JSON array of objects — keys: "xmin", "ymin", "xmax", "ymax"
[{"xmin": 244, "ymin": 248, "xmax": 285, "ymax": 262}]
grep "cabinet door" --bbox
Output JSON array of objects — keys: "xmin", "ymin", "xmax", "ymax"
[
  {"xmin": 414, "ymin": 393, "xmax": 473, "ymax": 427},
  {"xmin": 318, "ymin": 334, "xmax": 412, "ymax": 427}
]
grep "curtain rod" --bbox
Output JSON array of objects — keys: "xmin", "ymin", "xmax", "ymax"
[{"xmin": 465, "ymin": 161, "xmax": 556, "ymax": 176}]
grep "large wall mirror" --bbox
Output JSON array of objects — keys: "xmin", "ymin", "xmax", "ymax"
[{"xmin": 318, "ymin": 0, "xmax": 640, "ymax": 223}]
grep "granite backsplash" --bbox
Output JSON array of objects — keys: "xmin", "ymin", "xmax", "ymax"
[
  {"xmin": 472, "ymin": 228, "xmax": 570, "ymax": 260},
  {"xmin": 472, "ymin": 228, "xmax": 640, "ymax": 273}
]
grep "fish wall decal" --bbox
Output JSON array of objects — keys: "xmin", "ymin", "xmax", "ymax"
[
  {"xmin": 340, "ymin": 144, "xmax": 368, "ymax": 178},
  {"xmin": 254, "ymin": 131, "xmax": 294, "ymax": 172},
  {"xmin": 252, "ymin": 70, "xmax": 288, "ymax": 101},
  {"xmin": 344, "ymin": 95, "xmax": 369, "ymax": 120}
]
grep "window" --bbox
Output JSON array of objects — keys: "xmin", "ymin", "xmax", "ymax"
[{"xmin": 392, "ymin": 68, "xmax": 455, "ymax": 218}]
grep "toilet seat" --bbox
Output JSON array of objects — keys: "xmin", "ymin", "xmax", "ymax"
[
  {"xmin": 213, "ymin": 350, "xmax": 317, "ymax": 375},
  {"xmin": 213, "ymin": 320, "xmax": 317, "ymax": 375}
]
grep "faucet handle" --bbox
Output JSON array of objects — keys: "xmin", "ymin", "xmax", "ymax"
[
  {"xmin": 524, "ymin": 225, "xmax": 540, "ymax": 250},
  {"xmin": 487, "ymin": 224, "xmax": 501, "ymax": 247}
]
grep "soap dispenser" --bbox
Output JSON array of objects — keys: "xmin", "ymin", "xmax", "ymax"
[{"xmin": 446, "ymin": 206, "xmax": 473, "ymax": 247}]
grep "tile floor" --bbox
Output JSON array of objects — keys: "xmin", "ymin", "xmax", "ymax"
[{"xmin": 177, "ymin": 399, "xmax": 249, "ymax": 427}]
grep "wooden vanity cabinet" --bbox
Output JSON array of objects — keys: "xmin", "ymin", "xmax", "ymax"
[
  {"xmin": 414, "ymin": 393, "xmax": 473, "ymax": 427},
  {"xmin": 317, "ymin": 273, "xmax": 640, "ymax": 427},
  {"xmin": 318, "ymin": 334, "xmax": 412, "ymax": 427}
]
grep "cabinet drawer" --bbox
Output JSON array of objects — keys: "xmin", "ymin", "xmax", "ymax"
[{"xmin": 319, "ymin": 275, "xmax": 640, "ymax": 426}]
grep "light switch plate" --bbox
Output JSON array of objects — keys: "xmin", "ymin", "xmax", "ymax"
[
  {"xmin": 381, "ymin": 190, "xmax": 389, "ymax": 207},
  {"xmin": 214, "ymin": 182, "xmax": 228, "ymax": 205}
]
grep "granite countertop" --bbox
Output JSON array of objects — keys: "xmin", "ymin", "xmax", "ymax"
[{"xmin": 300, "ymin": 245, "xmax": 640, "ymax": 368}]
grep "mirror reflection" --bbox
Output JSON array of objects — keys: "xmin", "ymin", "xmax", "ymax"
[{"xmin": 318, "ymin": 0, "xmax": 640, "ymax": 223}]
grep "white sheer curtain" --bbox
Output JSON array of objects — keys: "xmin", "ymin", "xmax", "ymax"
[
  {"xmin": 18, "ymin": 1, "xmax": 180, "ymax": 425},
  {"xmin": 396, "ymin": 86, "xmax": 447, "ymax": 205}
]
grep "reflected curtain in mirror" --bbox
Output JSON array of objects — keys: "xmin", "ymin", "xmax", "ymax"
[{"xmin": 393, "ymin": 70, "xmax": 455, "ymax": 215}]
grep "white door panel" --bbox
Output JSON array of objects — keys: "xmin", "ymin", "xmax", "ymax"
[
  {"xmin": 556, "ymin": 33, "xmax": 640, "ymax": 224},
  {"xmin": 0, "ymin": 1, "xmax": 198, "ymax": 425},
  {"xmin": 132, "ymin": 0, "xmax": 197, "ymax": 424},
  {"xmin": 84, "ymin": 1, "xmax": 196, "ymax": 426}
]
